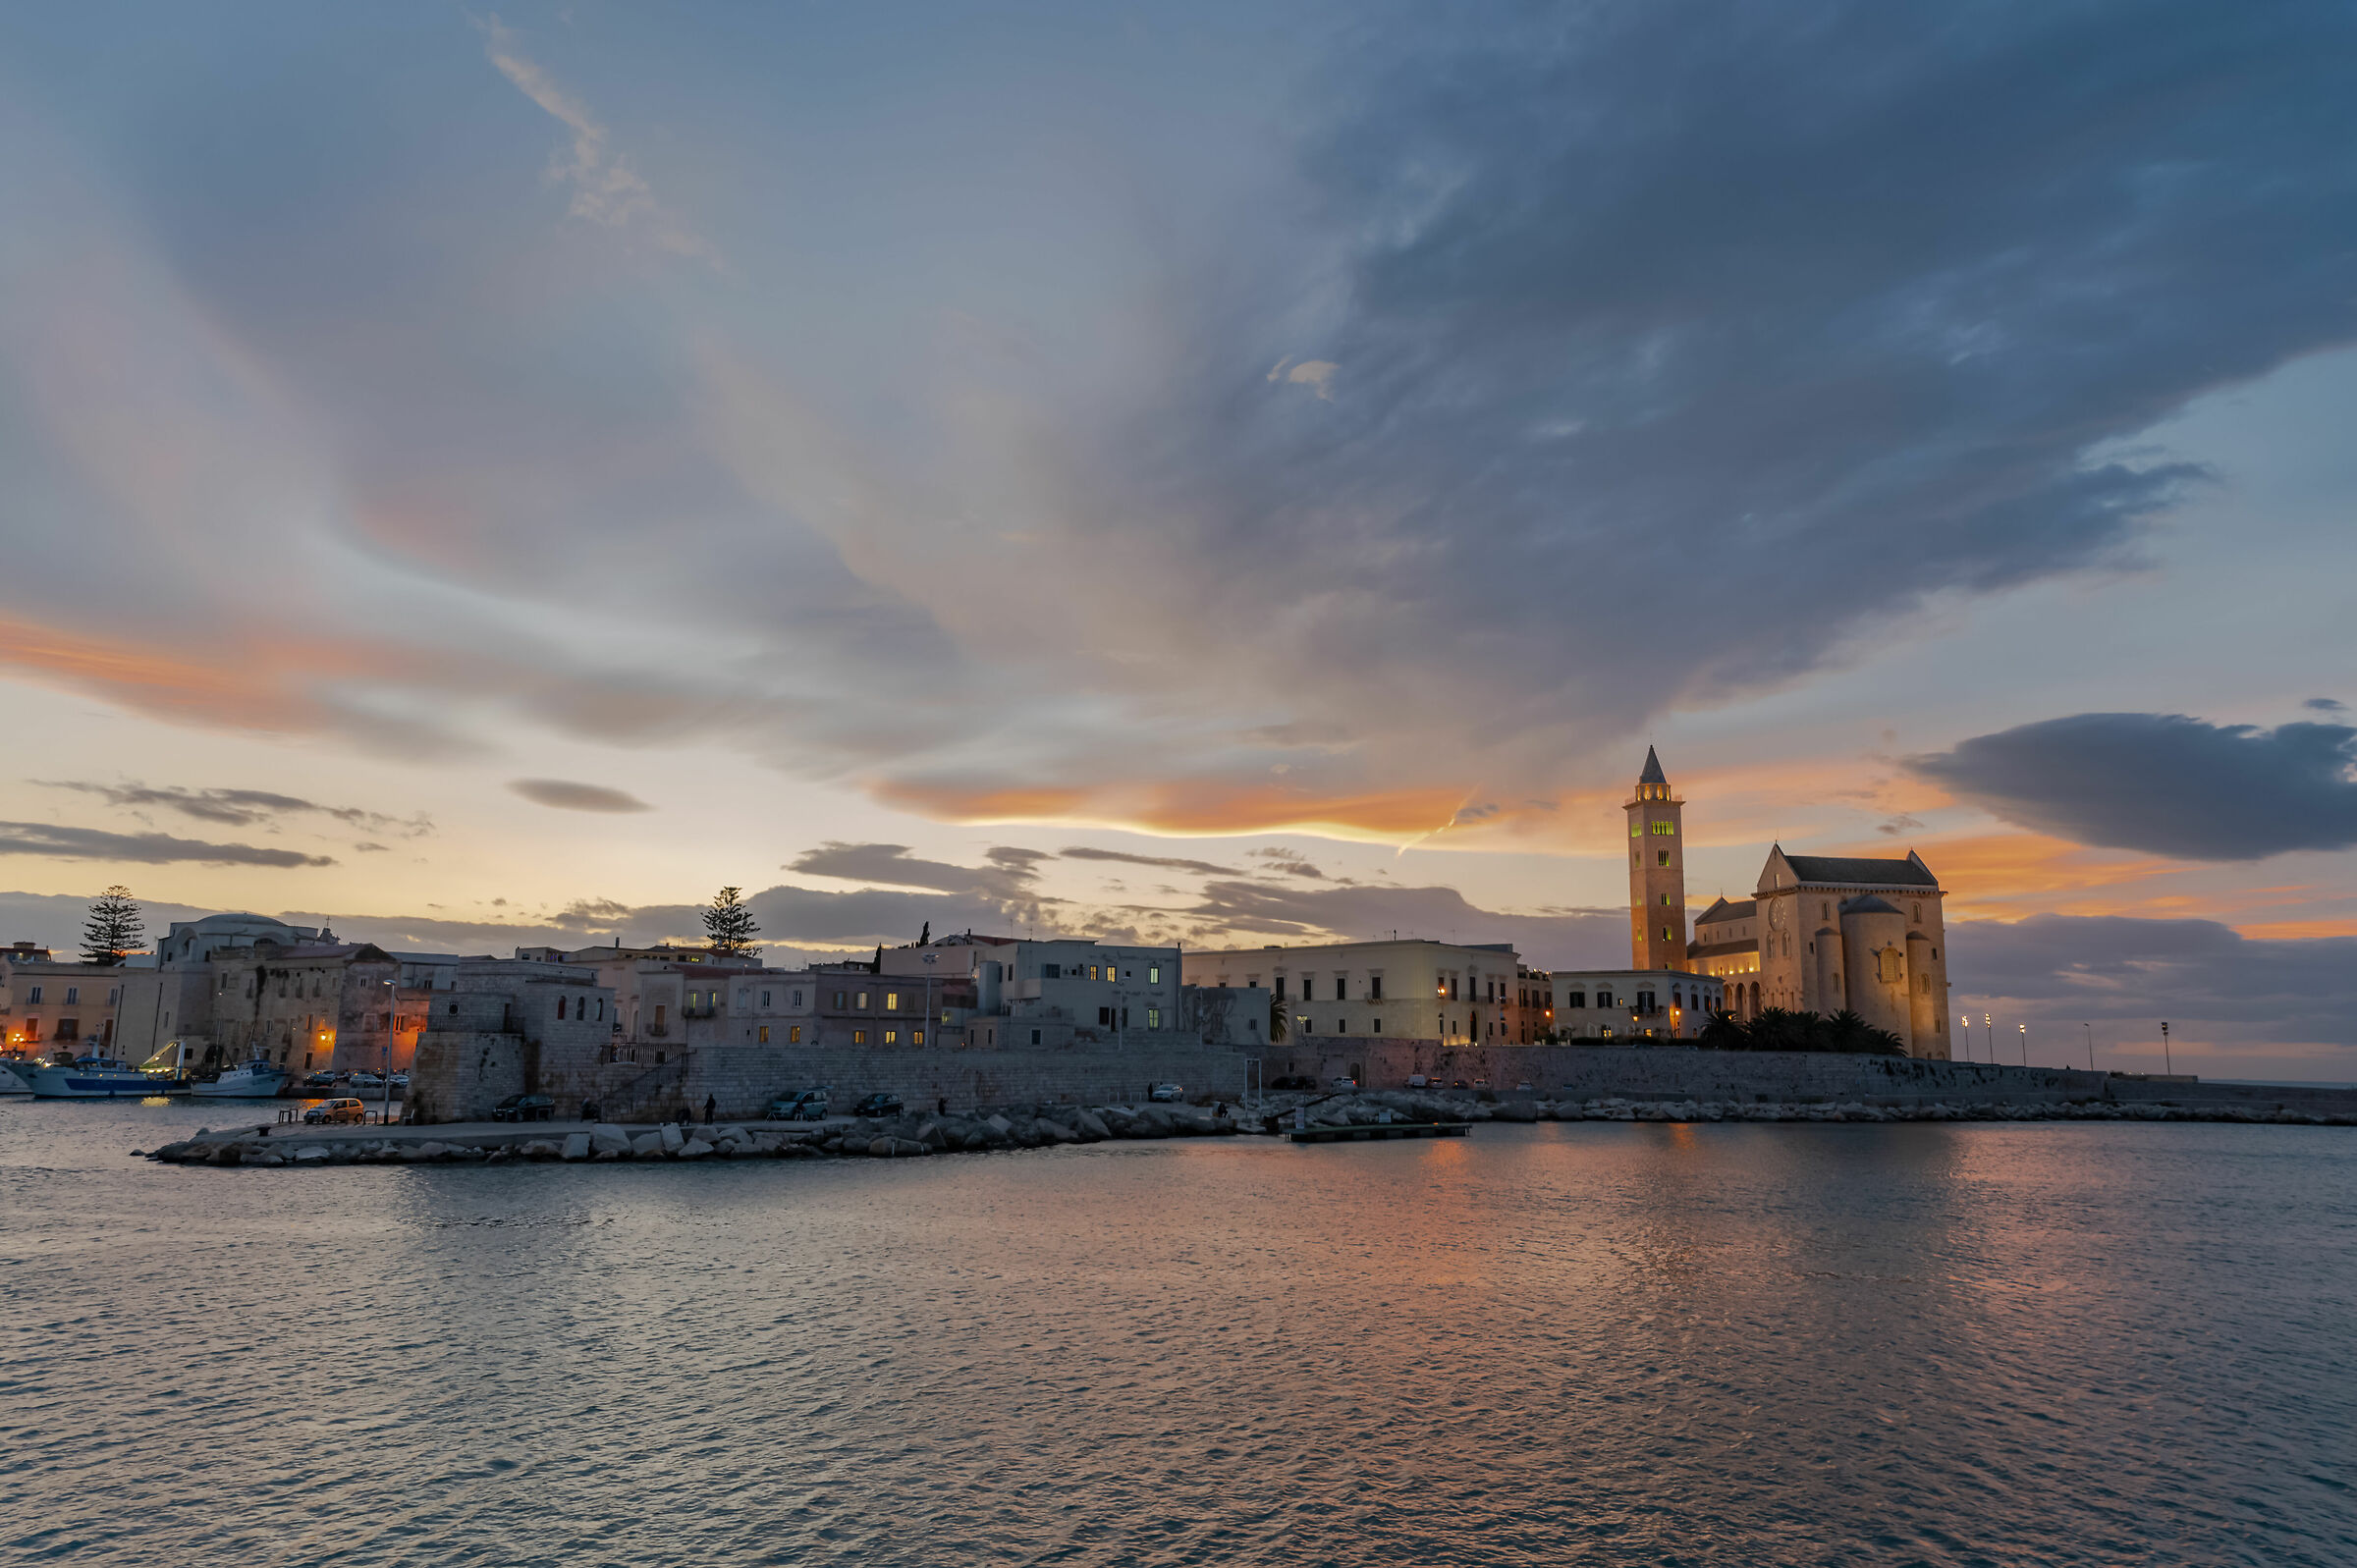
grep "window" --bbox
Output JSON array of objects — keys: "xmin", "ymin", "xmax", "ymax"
[
  {"xmin": 886, "ymin": 992, "xmax": 901, "ymax": 1010},
  {"xmin": 1041, "ymin": 964, "xmax": 1061, "ymax": 980},
  {"xmin": 914, "ymin": 1030, "xmax": 925, "ymax": 1046},
  {"xmin": 1373, "ymin": 1018, "xmax": 1381, "ymax": 1034},
  {"xmin": 1913, "ymin": 904, "xmax": 1922, "ymax": 922},
  {"xmin": 1145, "ymin": 1007, "xmax": 1161, "ymax": 1028},
  {"xmin": 790, "ymin": 1025, "xmax": 802, "ymax": 1044},
  {"xmin": 1274, "ymin": 976, "xmax": 1286, "ymax": 1000},
  {"xmin": 758, "ymin": 1025, "xmax": 771, "ymax": 1043},
  {"xmin": 794, "ymin": 990, "xmax": 804, "ymax": 1006},
  {"xmin": 884, "ymin": 1030, "xmax": 899, "ymax": 1045},
  {"xmin": 1651, "ymin": 822, "xmax": 1674, "ymax": 836},
  {"xmin": 856, "ymin": 992, "xmax": 869, "ymax": 1009},
  {"xmin": 1098, "ymin": 1006, "xmax": 1114, "ymax": 1027},
  {"xmin": 1657, "ymin": 850, "xmax": 1671, "ymax": 866},
  {"xmin": 26, "ymin": 986, "xmax": 39, "ymax": 1003},
  {"xmin": 1148, "ymin": 965, "xmax": 1161, "ymax": 984},
  {"xmin": 66, "ymin": 986, "xmax": 80, "ymax": 1004},
  {"xmin": 761, "ymin": 991, "xmax": 772, "ymax": 1007},
  {"xmin": 1630, "ymin": 824, "xmax": 1640, "ymax": 838},
  {"xmin": 596, "ymin": 1000, "xmax": 606, "ymax": 1021},
  {"xmin": 1300, "ymin": 1018, "xmax": 1313, "ymax": 1035},
  {"xmin": 1596, "ymin": 989, "xmax": 1615, "ymax": 1008},
  {"xmin": 1660, "ymin": 893, "xmax": 1671, "ymax": 906},
  {"xmin": 832, "ymin": 991, "xmax": 847, "ymax": 1007},
  {"xmin": 1370, "ymin": 976, "xmax": 1383, "ymax": 1000},
  {"xmin": 1030, "ymin": 1029, "xmax": 1041, "ymax": 1046},
  {"xmin": 1564, "ymin": 991, "xmax": 1585, "ymax": 1008},
  {"xmin": 1334, "ymin": 977, "xmax": 1346, "ymax": 1000},
  {"xmin": 853, "ymin": 1029, "xmax": 867, "ymax": 1045},
  {"xmin": 1088, "ymin": 965, "xmax": 1099, "ymax": 981},
  {"xmin": 1662, "ymin": 926, "xmax": 1673, "ymax": 943}
]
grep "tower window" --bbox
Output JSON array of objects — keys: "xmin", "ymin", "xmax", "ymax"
[
  {"xmin": 1657, "ymin": 850, "xmax": 1671, "ymax": 866},
  {"xmin": 1651, "ymin": 822, "xmax": 1674, "ymax": 836},
  {"xmin": 1660, "ymin": 893, "xmax": 1672, "ymax": 906},
  {"xmin": 1662, "ymin": 927, "xmax": 1672, "ymax": 943}
]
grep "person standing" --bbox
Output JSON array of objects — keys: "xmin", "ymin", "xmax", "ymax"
[{"xmin": 704, "ymin": 1093, "xmax": 718, "ymax": 1124}]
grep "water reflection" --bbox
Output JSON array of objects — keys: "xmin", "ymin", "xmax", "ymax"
[{"xmin": 1, "ymin": 1102, "xmax": 2352, "ymax": 1566}]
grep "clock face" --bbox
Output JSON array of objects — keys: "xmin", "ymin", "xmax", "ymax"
[{"xmin": 1766, "ymin": 898, "xmax": 1784, "ymax": 930}]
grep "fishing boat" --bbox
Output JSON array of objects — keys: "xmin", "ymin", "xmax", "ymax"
[
  {"xmin": 188, "ymin": 1059, "xmax": 293, "ymax": 1099},
  {"xmin": 0, "ymin": 1057, "xmax": 35, "ymax": 1096},
  {"xmin": 30, "ymin": 1055, "xmax": 166, "ymax": 1098}
]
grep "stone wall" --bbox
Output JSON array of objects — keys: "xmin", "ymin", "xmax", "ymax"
[{"xmin": 413, "ymin": 1032, "xmax": 1251, "ymax": 1123}]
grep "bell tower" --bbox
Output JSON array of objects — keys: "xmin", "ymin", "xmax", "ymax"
[{"xmin": 1626, "ymin": 746, "xmax": 1690, "ymax": 972}]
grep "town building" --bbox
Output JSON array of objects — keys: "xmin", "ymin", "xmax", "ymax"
[
  {"xmin": 1181, "ymin": 938, "xmax": 1526, "ymax": 1046},
  {"xmin": 1547, "ymin": 969, "xmax": 1725, "ymax": 1040},
  {"xmin": 1626, "ymin": 746, "xmax": 1690, "ymax": 972},
  {"xmin": 2, "ymin": 946, "xmax": 127, "ymax": 1054}
]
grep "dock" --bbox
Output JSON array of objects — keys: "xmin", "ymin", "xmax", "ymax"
[{"xmin": 1285, "ymin": 1120, "xmax": 1471, "ymax": 1144}]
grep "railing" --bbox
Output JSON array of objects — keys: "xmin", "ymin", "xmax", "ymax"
[{"xmin": 600, "ymin": 1050, "xmax": 694, "ymax": 1121}]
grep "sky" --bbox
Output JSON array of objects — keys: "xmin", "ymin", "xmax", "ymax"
[{"xmin": 2, "ymin": 0, "xmax": 2354, "ymax": 1078}]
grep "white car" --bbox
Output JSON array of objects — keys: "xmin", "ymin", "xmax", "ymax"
[{"xmin": 1147, "ymin": 1083, "xmax": 1184, "ymax": 1103}]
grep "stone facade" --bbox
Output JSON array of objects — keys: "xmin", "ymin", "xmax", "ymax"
[
  {"xmin": 1547, "ymin": 969, "xmax": 1726, "ymax": 1040},
  {"xmin": 1184, "ymin": 938, "xmax": 1526, "ymax": 1047},
  {"xmin": 1626, "ymin": 746, "xmax": 1690, "ymax": 972},
  {"xmin": 1, "ymin": 954, "xmax": 126, "ymax": 1054}
]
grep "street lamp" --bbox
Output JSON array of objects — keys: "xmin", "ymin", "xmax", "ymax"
[
  {"xmin": 2161, "ymin": 1020, "xmax": 2171, "ymax": 1076},
  {"xmin": 2083, "ymin": 1022, "xmax": 2094, "ymax": 1072},
  {"xmin": 1959, "ymin": 1014, "xmax": 1972, "ymax": 1062},
  {"xmin": 381, "ymin": 978, "xmax": 397, "ymax": 1126},
  {"xmin": 2018, "ymin": 1021, "xmax": 2028, "ymax": 1067}
]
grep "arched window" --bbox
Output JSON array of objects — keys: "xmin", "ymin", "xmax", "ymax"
[
  {"xmin": 1912, "ymin": 903, "xmax": 1922, "ymax": 922},
  {"xmin": 557, "ymin": 997, "xmax": 568, "ymax": 1020}
]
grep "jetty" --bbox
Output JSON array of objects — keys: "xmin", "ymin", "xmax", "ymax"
[{"xmin": 1287, "ymin": 1120, "xmax": 1469, "ymax": 1144}]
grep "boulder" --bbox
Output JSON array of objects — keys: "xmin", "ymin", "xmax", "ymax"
[
  {"xmin": 561, "ymin": 1133, "xmax": 591, "ymax": 1161},
  {"xmin": 915, "ymin": 1121, "xmax": 948, "ymax": 1150},
  {"xmin": 293, "ymin": 1146, "xmax": 331, "ymax": 1162},
  {"xmin": 984, "ymin": 1113, "xmax": 1014, "ymax": 1138},
  {"xmin": 1072, "ymin": 1109, "xmax": 1112, "ymax": 1141},
  {"xmin": 589, "ymin": 1124, "xmax": 631, "ymax": 1157},
  {"xmin": 630, "ymin": 1132, "xmax": 664, "ymax": 1157},
  {"xmin": 659, "ymin": 1122, "xmax": 687, "ymax": 1153},
  {"xmin": 250, "ymin": 1152, "xmax": 286, "ymax": 1166},
  {"xmin": 1494, "ymin": 1100, "xmax": 1542, "ymax": 1123},
  {"xmin": 1037, "ymin": 1120, "xmax": 1079, "ymax": 1144},
  {"xmin": 676, "ymin": 1138, "xmax": 714, "ymax": 1160}
]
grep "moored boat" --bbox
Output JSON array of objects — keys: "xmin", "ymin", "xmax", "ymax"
[
  {"xmin": 189, "ymin": 1059, "xmax": 293, "ymax": 1099},
  {"xmin": 0, "ymin": 1057, "xmax": 35, "ymax": 1096},
  {"xmin": 31, "ymin": 1056, "xmax": 166, "ymax": 1098}
]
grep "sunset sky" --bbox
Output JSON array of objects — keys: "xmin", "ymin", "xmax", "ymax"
[{"xmin": 3, "ymin": 2, "xmax": 2353, "ymax": 1076}]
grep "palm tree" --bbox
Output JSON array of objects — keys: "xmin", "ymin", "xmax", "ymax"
[
  {"xmin": 1268, "ymin": 993, "xmax": 1289, "ymax": 1044},
  {"xmin": 1746, "ymin": 1007, "xmax": 1819, "ymax": 1054},
  {"xmin": 1697, "ymin": 1008, "xmax": 1748, "ymax": 1051},
  {"xmin": 1823, "ymin": 1009, "xmax": 1906, "ymax": 1055}
]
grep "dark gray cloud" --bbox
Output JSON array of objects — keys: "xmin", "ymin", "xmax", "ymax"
[
  {"xmin": 2308, "ymin": 697, "xmax": 2348, "ymax": 713},
  {"xmin": 1908, "ymin": 713, "xmax": 2357, "ymax": 859},
  {"xmin": 1180, "ymin": 879, "xmax": 1624, "ymax": 968},
  {"xmin": 508, "ymin": 779, "xmax": 655, "ymax": 814},
  {"xmin": 1948, "ymin": 915, "xmax": 2357, "ymax": 1058},
  {"xmin": 1250, "ymin": 847, "xmax": 1327, "ymax": 880},
  {"xmin": 786, "ymin": 842, "xmax": 1047, "ymax": 901},
  {"xmin": 40, "ymin": 781, "xmax": 430, "ymax": 836},
  {"xmin": 0, "ymin": 822, "xmax": 335, "ymax": 868},
  {"xmin": 1060, "ymin": 846, "xmax": 1244, "ymax": 877}
]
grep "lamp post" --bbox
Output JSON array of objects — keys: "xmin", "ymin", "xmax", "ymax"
[
  {"xmin": 2083, "ymin": 1022, "xmax": 2095, "ymax": 1072},
  {"xmin": 2018, "ymin": 1021, "xmax": 2028, "ymax": 1067},
  {"xmin": 381, "ymin": 978, "xmax": 397, "ymax": 1126},
  {"xmin": 2161, "ymin": 1020, "xmax": 2171, "ymax": 1076},
  {"xmin": 1960, "ymin": 1014, "xmax": 1973, "ymax": 1062},
  {"xmin": 1983, "ymin": 1012, "xmax": 1994, "ymax": 1061}
]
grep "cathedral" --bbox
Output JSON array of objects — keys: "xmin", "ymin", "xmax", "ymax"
[{"xmin": 1626, "ymin": 747, "xmax": 1954, "ymax": 1059}]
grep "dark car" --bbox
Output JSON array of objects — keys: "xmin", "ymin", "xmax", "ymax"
[
  {"xmin": 850, "ymin": 1092, "xmax": 904, "ymax": 1117},
  {"xmin": 490, "ymin": 1094, "xmax": 556, "ymax": 1122},
  {"xmin": 301, "ymin": 1071, "xmax": 338, "ymax": 1089}
]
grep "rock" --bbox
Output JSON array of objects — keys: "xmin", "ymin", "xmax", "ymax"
[
  {"xmin": 630, "ymin": 1132, "xmax": 664, "ymax": 1157},
  {"xmin": 660, "ymin": 1122, "xmax": 687, "ymax": 1154},
  {"xmin": 523, "ymin": 1139, "xmax": 561, "ymax": 1159},
  {"xmin": 1037, "ymin": 1120, "xmax": 1079, "ymax": 1144},
  {"xmin": 250, "ymin": 1152, "xmax": 285, "ymax": 1166},
  {"xmin": 592, "ymin": 1148, "xmax": 624, "ymax": 1161},
  {"xmin": 1072, "ymin": 1109, "xmax": 1112, "ymax": 1140},
  {"xmin": 152, "ymin": 1141, "xmax": 192, "ymax": 1162},
  {"xmin": 915, "ymin": 1121, "xmax": 948, "ymax": 1150},
  {"xmin": 486, "ymin": 1147, "xmax": 512, "ymax": 1163},
  {"xmin": 984, "ymin": 1113, "xmax": 1014, "ymax": 1138},
  {"xmin": 293, "ymin": 1146, "xmax": 331, "ymax": 1162},
  {"xmin": 676, "ymin": 1138, "xmax": 714, "ymax": 1160},
  {"xmin": 589, "ymin": 1124, "xmax": 630, "ymax": 1157},
  {"xmin": 1494, "ymin": 1100, "xmax": 1542, "ymax": 1123},
  {"xmin": 561, "ymin": 1133, "xmax": 591, "ymax": 1161}
]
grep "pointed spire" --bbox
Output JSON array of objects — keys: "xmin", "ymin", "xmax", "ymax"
[{"xmin": 1638, "ymin": 745, "xmax": 1668, "ymax": 786}]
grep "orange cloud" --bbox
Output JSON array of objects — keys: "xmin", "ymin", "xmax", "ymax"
[
  {"xmin": 1823, "ymin": 831, "xmax": 2176, "ymax": 918},
  {"xmin": 874, "ymin": 776, "xmax": 1467, "ymax": 840},
  {"xmin": 2231, "ymin": 918, "xmax": 2357, "ymax": 941},
  {"xmin": 0, "ymin": 614, "xmax": 319, "ymax": 730}
]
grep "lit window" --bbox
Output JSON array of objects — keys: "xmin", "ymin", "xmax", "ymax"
[
  {"xmin": 1657, "ymin": 850, "xmax": 1671, "ymax": 866},
  {"xmin": 856, "ymin": 992, "xmax": 869, "ymax": 1009},
  {"xmin": 884, "ymin": 1029, "xmax": 899, "ymax": 1045},
  {"xmin": 758, "ymin": 1025, "xmax": 771, "ymax": 1043},
  {"xmin": 1147, "ymin": 965, "xmax": 1161, "ymax": 984},
  {"xmin": 1145, "ymin": 1008, "xmax": 1161, "ymax": 1028},
  {"xmin": 886, "ymin": 992, "xmax": 900, "ymax": 1010},
  {"xmin": 790, "ymin": 1025, "xmax": 802, "ymax": 1044},
  {"xmin": 913, "ymin": 1030, "xmax": 925, "ymax": 1046},
  {"xmin": 853, "ymin": 1029, "xmax": 867, "ymax": 1045}
]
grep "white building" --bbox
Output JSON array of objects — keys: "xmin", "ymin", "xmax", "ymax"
[
  {"xmin": 1181, "ymin": 939, "xmax": 1527, "ymax": 1046},
  {"xmin": 1547, "ymin": 969, "xmax": 1725, "ymax": 1041}
]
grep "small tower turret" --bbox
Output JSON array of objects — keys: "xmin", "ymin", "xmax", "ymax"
[{"xmin": 1625, "ymin": 746, "xmax": 1690, "ymax": 972}]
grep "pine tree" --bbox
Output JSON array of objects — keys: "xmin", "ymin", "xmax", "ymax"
[
  {"xmin": 81, "ymin": 885, "xmax": 143, "ymax": 966},
  {"xmin": 702, "ymin": 887, "xmax": 761, "ymax": 958}
]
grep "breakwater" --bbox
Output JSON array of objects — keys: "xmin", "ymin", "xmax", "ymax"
[{"xmin": 140, "ymin": 1078, "xmax": 2357, "ymax": 1168}]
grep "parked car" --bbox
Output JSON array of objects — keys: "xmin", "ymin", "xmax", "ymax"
[
  {"xmin": 301, "ymin": 1071, "xmax": 338, "ymax": 1089},
  {"xmin": 1328, "ymin": 1076, "xmax": 1358, "ymax": 1090},
  {"xmin": 350, "ymin": 1071, "xmax": 384, "ymax": 1089},
  {"xmin": 1147, "ymin": 1083, "xmax": 1184, "ymax": 1103},
  {"xmin": 303, "ymin": 1097, "xmax": 367, "ymax": 1125},
  {"xmin": 1450, "ymin": 1079, "xmax": 1469, "ymax": 1090},
  {"xmin": 490, "ymin": 1094, "xmax": 556, "ymax": 1122},
  {"xmin": 1406, "ymin": 1074, "xmax": 1431, "ymax": 1088},
  {"xmin": 850, "ymin": 1092, "xmax": 904, "ymax": 1117},
  {"xmin": 767, "ymin": 1090, "xmax": 830, "ymax": 1121},
  {"xmin": 1514, "ymin": 1082, "xmax": 1535, "ymax": 1093}
]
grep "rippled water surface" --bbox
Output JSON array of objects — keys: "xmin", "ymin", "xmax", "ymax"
[{"xmin": 4, "ymin": 1099, "xmax": 2354, "ymax": 1566}]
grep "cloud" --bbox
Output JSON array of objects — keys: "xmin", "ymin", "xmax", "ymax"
[
  {"xmin": 1251, "ymin": 846, "xmax": 1326, "ymax": 879},
  {"xmin": 477, "ymin": 17, "xmax": 719, "ymax": 264},
  {"xmin": 1908, "ymin": 714, "xmax": 2357, "ymax": 860},
  {"xmin": 786, "ymin": 841, "xmax": 1047, "ymax": 901},
  {"xmin": 1060, "ymin": 846, "xmax": 1244, "ymax": 877},
  {"xmin": 0, "ymin": 822, "xmax": 336, "ymax": 868},
  {"xmin": 40, "ymin": 781, "xmax": 431, "ymax": 836},
  {"xmin": 1179, "ymin": 879, "xmax": 1624, "ymax": 968},
  {"xmin": 508, "ymin": 779, "xmax": 656, "ymax": 814},
  {"xmin": 2308, "ymin": 697, "xmax": 2348, "ymax": 713},
  {"xmin": 1948, "ymin": 913, "xmax": 2357, "ymax": 1056}
]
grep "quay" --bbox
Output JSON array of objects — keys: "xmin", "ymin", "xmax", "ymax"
[{"xmin": 1287, "ymin": 1120, "xmax": 1469, "ymax": 1144}]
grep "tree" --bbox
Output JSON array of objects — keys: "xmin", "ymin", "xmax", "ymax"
[
  {"xmin": 81, "ymin": 886, "xmax": 142, "ymax": 966},
  {"xmin": 1822, "ymin": 1009, "xmax": 1907, "ymax": 1055},
  {"xmin": 1696, "ymin": 1008, "xmax": 1748, "ymax": 1051},
  {"xmin": 919, "ymin": 920, "xmax": 931, "ymax": 946},
  {"xmin": 702, "ymin": 887, "xmax": 761, "ymax": 958},
  {"xmin": 1745, "ymin": 1007, "xmax": 1820, "ymax": 1054},
  {"xmin": 1269, "ymin": 993, "xmax": 1289, "ymax": 1044}
]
